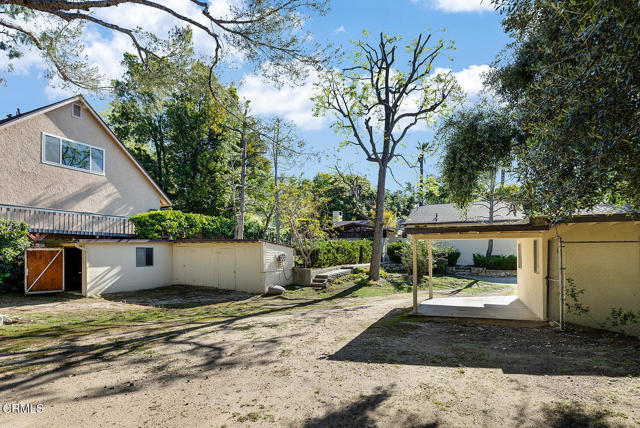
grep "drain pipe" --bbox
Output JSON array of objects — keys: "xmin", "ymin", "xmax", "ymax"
[{"xmin": 557, "ymin": 236, "xmax": 565, "ymax": 331}]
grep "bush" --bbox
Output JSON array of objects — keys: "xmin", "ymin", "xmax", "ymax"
[
  {"xmin": 400, "ymin": 241, "xmax": 453, "ymax": 279},
  {"xmin": 306, "ymin": 239, "xmax": 373, "ymax": 268},
  {"xmin": 0, "ymin": 219, "xmax": 30, "ymax": 292},
  {"xmin": 472, "ymin": 253, "xmax": 517, "ymax": 270},
  {"xmin": 447, "ymin": 249, "xmax": 461, "ymax": 266},
  {"xmin": 130, "ymin": 210, "xmax": 236, "ymax": 240},
  {"xmin": 387, "ymin": 240, "xmax": 404, "ymax": 263}
]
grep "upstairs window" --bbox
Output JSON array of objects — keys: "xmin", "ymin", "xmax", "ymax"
[
  {"xmin": 42, "ymin": 133, "xmax": 104, "ymax": 175},
  {"xmin": 72, "ymin": 103, "xmax": 82, "ymax": 118}
]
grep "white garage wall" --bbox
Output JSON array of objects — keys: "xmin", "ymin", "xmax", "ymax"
[
  {"xmin": 85, "ymin": 242, "xmax": 173, "ymax": 296},
  {"xmin": 172, "ymin": 242, "xmax": 263, "ymax": 293},
  {"xmin": 437, "ymin": 239, "xmax": 517, "ymax": 265},
  {"xmin": 263, "ymin": 242, "xmax": 295, "ymax": 289}
]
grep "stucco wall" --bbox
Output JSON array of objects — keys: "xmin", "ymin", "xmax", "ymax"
[
  {"xmin": 0, "ymin": 102, "xmax": 167, "ymax": 216},
  {"xmin": 547, "ymin": 222, "xmax": 640, "ymax": 334},
  {"xmin": 262, "ymin": 242, "xmax": 295, "ymax": 288},
  {"xmin": 516, "ymin": 237, "xmax": 547, "ymax": 320},
  {"xmin": 172, "ymin": 242, "xmax": 263, "ymax": 294},
  {"xmin": 437, "ymin": 239, "xmax": 516, "ymax": 265},
  {"xmin": 84, "ymin": 242, "xmax": 173, "ymax": 295}
]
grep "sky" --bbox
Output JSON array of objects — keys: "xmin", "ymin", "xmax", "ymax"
[{"xmin": 0, "ymin": 0, "xmax": 510, "ymax": 191}]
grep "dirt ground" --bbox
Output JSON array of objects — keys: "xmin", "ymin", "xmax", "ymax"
[{"xmin": 1, "ymin": 282, "xmax": 639, "ymax": 428}]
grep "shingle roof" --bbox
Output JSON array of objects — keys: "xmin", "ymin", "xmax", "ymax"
[
  {"xmin": 0, "ymin": 96, "xmax": 77, "ymax": 126},
  {"xmin": 405, "ymin": 202, "xmax": 523, "ymax": 225}
]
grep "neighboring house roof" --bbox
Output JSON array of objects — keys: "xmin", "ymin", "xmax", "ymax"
[
  {"xmin": 0, "ymin": 95, "xmax": 172, "ymax": 207},
  {"xmin": 405, "ymin": 202, "xmax": 523, "ymax": 226},
  {"xmin": 327, "ymin": 219, "xmax": 396, "ymax": 231}
]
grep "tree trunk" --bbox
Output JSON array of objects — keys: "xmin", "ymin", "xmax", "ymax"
[
  {"xmin": 485, "ymin": 171, "xmax": 496, "ymax": 258},
  {"xmin": 418, "ymin": 153, "xmax": 424, "ymax": 206},
  {"xmin": 274, "ymin": 122, "xmax": 281, "ymax": 244},
  {"xmin": 235, "ymin": 105, "xmax": 249, "ymax": 240},
  {"xmin": 369, "ymin": 164, "xmax": 387, "ymax": 281}
]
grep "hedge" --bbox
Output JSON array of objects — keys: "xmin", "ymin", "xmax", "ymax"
[
  {"xmin": 0, "ymin": 219, "xmax": 30, "ymax": 292},
  {"xmin": 305, "ymin": 239, "xmax": 373, "ymax": 268},
  {"xmin": 472, "ymin": 254, "xmax": 517, "ymax": 270},
  {"xmin": 400, "ymin": 242, "xmax": 455, "ymax": 279},
  {"xmin": 130, "ymin": 210, "xmax": 263, "ymax": 240},
  {"xmin": 387, "ymin": 240, "xmax": 404, "ymax": 263}
]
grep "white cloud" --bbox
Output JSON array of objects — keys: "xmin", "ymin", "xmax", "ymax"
[
  {"xmin": 411, "ymin": 0, "xmax": 494, "ymax": 13},
  {"xmin": 334, "ymin": 26, "xmax": 346, "ymax": 33},
  {"xmin": 238, "ymin": 70, "xmax": 325, "ymax": 131},
  {"xmin": 436, "ymin": 64, "xmax": 492, "ymax": 100}
]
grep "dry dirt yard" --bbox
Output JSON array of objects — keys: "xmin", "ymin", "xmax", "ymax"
[{"xmin": 1, "ymin": 274, "xmax": 639, "ymax": 428}]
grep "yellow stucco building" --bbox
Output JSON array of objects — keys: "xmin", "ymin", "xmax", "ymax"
[{"xmin": 405, "ymin": 204, "xmax": 640, "ymax": 335}]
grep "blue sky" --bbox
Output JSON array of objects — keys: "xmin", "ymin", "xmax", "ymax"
[{"xmin": 0, "ymin": 0, "xmax": 510, "ymax": 190}]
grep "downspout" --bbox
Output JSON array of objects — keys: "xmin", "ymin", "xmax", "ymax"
[{"xmin": 557, "ymin": 236, "xmax": 565, "ymax": 331}]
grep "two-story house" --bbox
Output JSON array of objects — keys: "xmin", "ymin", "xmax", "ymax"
[{"xmin": 0, "ymin": 95, "xmax": 171, "ymax": 293}]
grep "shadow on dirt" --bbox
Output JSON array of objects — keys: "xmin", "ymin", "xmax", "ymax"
[{"xmin": 328, "ymin": 308, "xmax": 640, "ymax": 377}]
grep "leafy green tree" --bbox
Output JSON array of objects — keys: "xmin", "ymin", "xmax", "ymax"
[
  {"xmin": 385, "ymin": 184, "xmax": 417, "ymax": 218},
  {"xmin": 0, "ymin": 0, "xmax": 328, "ymax": 89},
  {"xmin": 437, "ymin": 102, "xmax": 521, "ymax": 256},
  {"xmin": 312, "ymin": 172, "xmax": 375, "ymax": 222},
  {"xmin": 487, "ymin": 0, "xmax": 640, "ymax": 217},
  {"xmin": 313, "ymin": 31, "xmax": 461, "ymax": 280},
  {"xmin": 108, "ymin": 28, "xmax": 194, "ymax": 190},
  {"xmin": 164, "ymin": 86, "xmax": 231, "ymax": 216}
]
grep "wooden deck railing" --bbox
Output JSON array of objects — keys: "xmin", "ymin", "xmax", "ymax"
[{"xmin": 0, "ymin": 204, "xmax": 135, "ymax": 237}]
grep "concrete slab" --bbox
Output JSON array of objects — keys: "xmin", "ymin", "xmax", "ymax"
[{"xmin": 417, "ymin": 295, "xmax": 540, "ymax": 321}]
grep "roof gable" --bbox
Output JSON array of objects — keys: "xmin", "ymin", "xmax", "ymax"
[{"xmin": 0, "ymin": 95, "xmax": 171, "ymax": 207}]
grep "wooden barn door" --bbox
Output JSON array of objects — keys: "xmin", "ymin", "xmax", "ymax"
[{"xmin": 25, "ymin": 248, "xmax": 64, "ymax": 294}]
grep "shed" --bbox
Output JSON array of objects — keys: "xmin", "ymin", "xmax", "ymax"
[{"xmin": 25, "ymin": 239, "xmax": 294, "ymax": 296}]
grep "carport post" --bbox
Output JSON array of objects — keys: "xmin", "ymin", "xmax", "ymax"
[
  {"xmin": 412, "ymin": 236, "xmax": 418, "ymax": 313},
  {"xmin": 428, "ymin": 239, "xmax": 433, "ymax": 299}
]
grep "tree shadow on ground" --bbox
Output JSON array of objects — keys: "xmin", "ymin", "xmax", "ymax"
[
  {"xmin": 301, "ymin": 386, "xmax": 439, "ymax": 428},
  {"xmin": 328, "ymin": 308, "xmax": 640, "ymax": 377},
  {"xmin": 0, "ymin": 281, "xmax": 374, "ymax": 399},
  {"xmin": 538, "ymin": 401, "xmax": 620, "ymax": 428}
]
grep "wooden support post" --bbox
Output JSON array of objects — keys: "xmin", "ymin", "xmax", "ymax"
[
  {"xmin": 412, "ymin": 235, "xmax": 418, "ymax": 313},
  {"xmin": 428, "ymin": 239, "xmax": 433, "ymax": 299}
]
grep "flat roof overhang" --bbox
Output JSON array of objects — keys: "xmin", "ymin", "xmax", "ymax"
[{"xmin": 405, "ymin": 222, "xmax": 549, "ymax": 240}]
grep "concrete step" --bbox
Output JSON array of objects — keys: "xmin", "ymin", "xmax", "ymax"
[{"xmin": 315, "ymin": 268, "xmax": 352, "ymax": 280}]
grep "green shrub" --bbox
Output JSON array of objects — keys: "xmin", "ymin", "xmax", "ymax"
[
  {"xmin": 130, "ymin": 210, "xmax": 237, "ymax": 240},
  {"xmin": 305, "ymin": 239, "xmax": 373, "ymax": 268},
  {"xmin": 447, "ymin": 249, "xmax": 461, "ymax": 266},
  {"xmin": 387, "ymin": 240, "xmax": 404, "ymax": 263},
  {"xmin": 472, "ymin": 253, "xmax": 517, "ymax": 270},
  {"xmin": 400, "ymin": 241, "xmax": 452, "ymax": 279},
  {"xmin": 0, "ymin": 219, "xmax": 30, "ymax": 292}
]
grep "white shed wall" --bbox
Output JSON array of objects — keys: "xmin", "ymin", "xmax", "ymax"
[
  {"xmin": 263, "ymin": 242, "xmax": 295, "ymax": 289},
  {"xmin": 172, "ymin": 242, "xmax": 263, "ymax": 294},
  {"xmin": 437, "ymin": 239, "xmax": 516, "ymax": 265},
  {"xmin": 84, "ymin": 242, "xmax": 173, "ymax": 296}
]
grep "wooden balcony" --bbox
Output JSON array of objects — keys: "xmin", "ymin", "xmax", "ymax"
[{"xmin": 0, "ymin": 204, "xmax": 135, "ymax": 237}]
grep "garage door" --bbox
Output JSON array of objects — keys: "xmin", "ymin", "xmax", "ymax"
[{"xmin": 25, "ymin": 248, "xmax": 64, "ymax": 294}]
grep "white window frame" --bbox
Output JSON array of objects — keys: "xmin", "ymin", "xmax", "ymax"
[
  {"xmin": 72, "ymin": 103, "xmax": 82, "ymax": 119},
  {"xmin": 41, "ymin": 132, "xmax": 106, "ymax": 176}
]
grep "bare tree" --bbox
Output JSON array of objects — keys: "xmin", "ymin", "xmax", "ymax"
[
  {"xmin": 313, "ymin": 32, "xmax": 461, "ymax": 280},
  {"xmin": 263, "ymin": 118, "xmax": 306, "ymax": 243},
  {"xmin": 1, "ymin": 0, "xmax": 328, "ymax": 89}
]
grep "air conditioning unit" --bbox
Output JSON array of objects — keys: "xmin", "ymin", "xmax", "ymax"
[{"xmin": 276, "ymin": 253, "xmax": 287, "ymax": 267}]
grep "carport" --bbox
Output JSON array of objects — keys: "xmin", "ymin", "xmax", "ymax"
[{"xmin": 404, "ymin": 204, "xmax": 549, "ymax": 321}]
